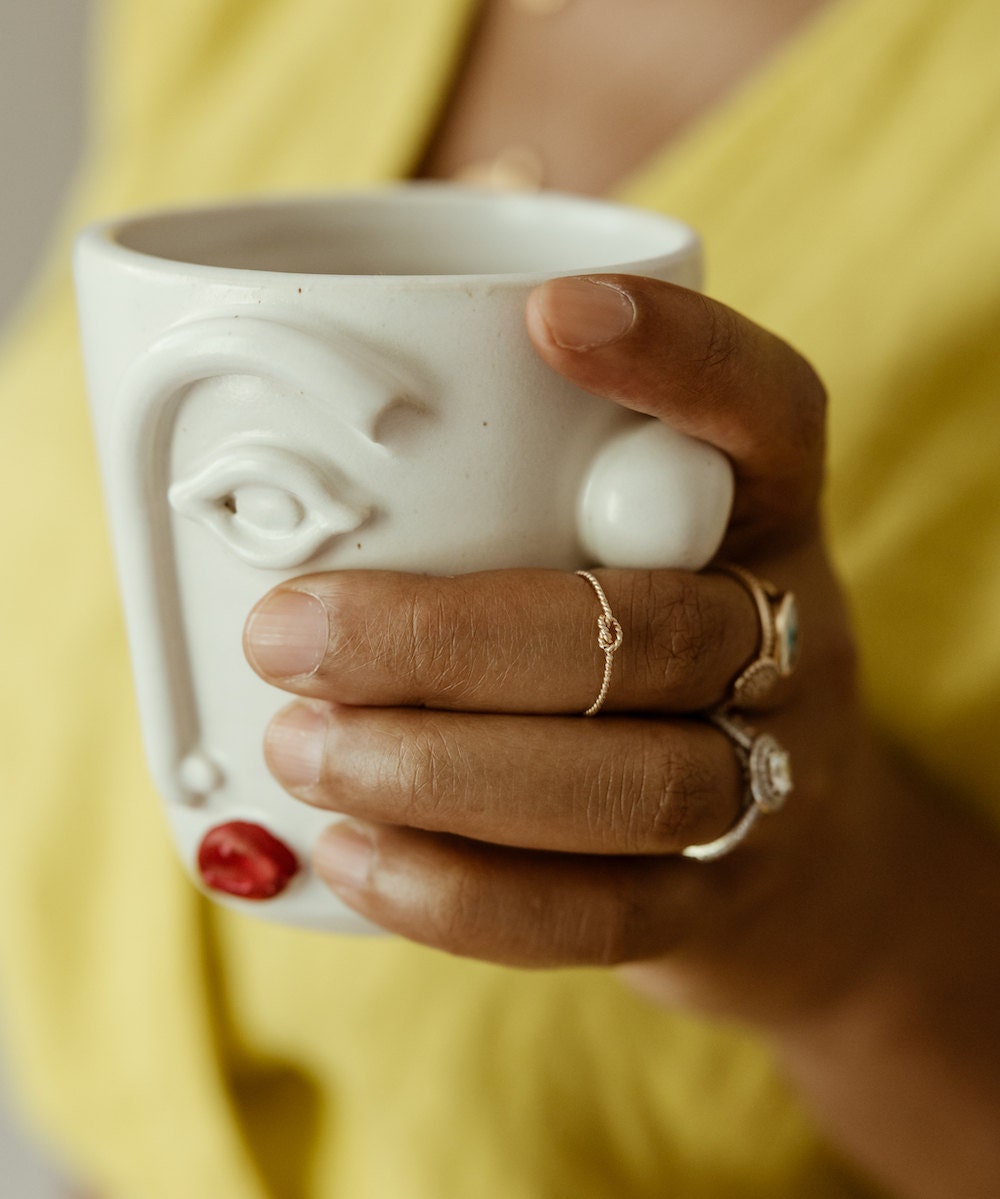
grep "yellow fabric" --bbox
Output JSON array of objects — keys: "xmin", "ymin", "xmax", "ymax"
[{"xmin": 1, "ymin": 0, "xmax": 998, "ymax": 1195}]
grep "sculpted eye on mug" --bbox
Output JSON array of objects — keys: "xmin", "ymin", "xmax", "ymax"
[{"xmin": 169, "ymin": 443, "xmax": 372, "ymax": 570}]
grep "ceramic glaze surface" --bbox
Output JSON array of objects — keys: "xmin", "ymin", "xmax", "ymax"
[{"xmin": 74, "ymin": 185, "xmax": 732, "ymax": 932}]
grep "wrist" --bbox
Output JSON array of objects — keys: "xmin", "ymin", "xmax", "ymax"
[{"xmin": 766, "ymin": 753, "xmax": 1000, "ymax": 1197}]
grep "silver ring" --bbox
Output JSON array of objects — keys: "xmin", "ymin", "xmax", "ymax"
[
  {"xmin": 682, "ymin": 711, "xmax": 793, "ymax": 861},
  {"xmin": 714, "ymin": 563, "xmax": 799, "ymax": 709}
]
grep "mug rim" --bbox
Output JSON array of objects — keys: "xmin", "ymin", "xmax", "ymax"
[{"xmin": 75, "ymin": 182, "xmax": 701, "ymax": 288}]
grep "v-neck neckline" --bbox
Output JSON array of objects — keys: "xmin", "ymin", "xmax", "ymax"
[
  {"xmin": 617, "ymin": 0, "xmax": 873, "ymax": 202},
  {"xmin": 398, "ymin": 0, "xmax": 871, "ymax": 201}
]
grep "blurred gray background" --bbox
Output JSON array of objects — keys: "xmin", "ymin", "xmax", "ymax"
[
  {"xmin": 1, "ymin": 5, "xmax": 93, "ymax": 1194},
  {"xmin": 1, "ymin": 0, "xmax": 91, "ymax": 330}
]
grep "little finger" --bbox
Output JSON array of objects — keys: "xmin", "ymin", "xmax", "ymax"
[{"xmin": 310, "ymin": 820, "xmax": 717, "ymax": 969}]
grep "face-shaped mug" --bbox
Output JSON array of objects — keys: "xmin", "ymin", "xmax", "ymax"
[{"xmin": 74, "ymin": 184, "xmax": 733, "ymax": 932}]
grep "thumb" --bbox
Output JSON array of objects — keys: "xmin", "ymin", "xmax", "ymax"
[{"xmin": 526, "ymin": 275, "xmax": 827, "ymax": 554}]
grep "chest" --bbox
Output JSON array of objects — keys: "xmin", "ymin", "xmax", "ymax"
[{"xmin": 419, "ymin": 0, "xmax": 833, "ymax": 195}]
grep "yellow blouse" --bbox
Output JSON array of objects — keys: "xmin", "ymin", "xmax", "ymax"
[{"xmin": 1, "ymin": 1, "xmax": 998, "ymax": 1196}]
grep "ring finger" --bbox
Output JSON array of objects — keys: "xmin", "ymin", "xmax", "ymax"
[{"xmin": 264, "ymin": 703, "xmax": 744, "ymax": 856}]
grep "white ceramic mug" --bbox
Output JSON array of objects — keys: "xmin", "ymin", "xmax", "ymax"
[{"xmin": 74, "ymin": 184, "xmax": 733, "ymax": 932}]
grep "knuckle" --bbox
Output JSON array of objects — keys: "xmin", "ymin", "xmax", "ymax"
[
  {"xmin": 395, "ymin": 721, "xmax": 460, "ymax": 824},
  {"xmin": 647, "ymin": 754, "xmax": 715, "ymax": 852},
  {"xmin": 647, "ymin": 776, "xmax": 692, "ymax": 851},
  {"xmin": 426, "ymin": 860, "xmax": 488, "ymax": 952},
  {"xmin": 642, "ymin": 729, "xmax": 716, "ymax": 852},
  {"xmin": 315, "ymin": 584, "xmax": 367, "ymax": 675},
  {"xmin": 598, "ymin": 728, "xmax": 710, "ymax": 853},
  {"xmin": 318, "ymin": 578, "xmax": 474, "ymax": 702},
  {"xmin": 785, "ymin": 352, "xmax": 829, "ymax": 459},
  {"xmin": 691, "ymin": 295, "xmax": 743, "ymax": 389},
  {"xmin": 585, "ymin": 748, "xmax": 651, "ymax": 850},
  {"xmin": 403, "ymin": 589, "xmax": 443, "ymax": 689},
  {"xmin": 426, "ymin": 857, "xmax": 546, "ymax": 965},
  {"xmin": 407, "ymin": 583, "xmax": 477, "ymax": 702},
  {"xmin": 629, "ymin": 573, "xmax": 725, "ymax": 703},
  {"xmin": 658, "ymin": 577, "xmax": 710, "ymax": 684}
]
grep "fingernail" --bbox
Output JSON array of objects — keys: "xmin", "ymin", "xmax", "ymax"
[
  {"xmin": 245, "ymin": 590, "xmax": 328, "ymax": 679},
  {"xmin": 535, "ymin": 277, "xmax": 635, "ymax": 349},
  {"xmin": 314, "ymin": 821, "xmax": 375, "ymax": 893},
  {"xmin": 265, "ymin": 704, "xmax": 328, "ymax": 789}
]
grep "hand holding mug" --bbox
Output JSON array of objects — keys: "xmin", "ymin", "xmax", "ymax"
[{"xmin": 246, "ymin": 273, "xmax": 888, "ymax": 1030}]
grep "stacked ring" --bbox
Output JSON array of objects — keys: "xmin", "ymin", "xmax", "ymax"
[
  {"xmin": 682, "ymin": 711, "xmax": 794, "ymax": 861},
  {"xmin": 715, "ymin": 562, "xmax": 799, "ymax": 708},
  {"xmin": 571, "ymin": 563, "xmax": 797, "ymax": 861}
]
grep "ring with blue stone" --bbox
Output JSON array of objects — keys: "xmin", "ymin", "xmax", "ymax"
[{"xmin": 714, "ymin": 562, "xmax": 799, "ymax": 709}]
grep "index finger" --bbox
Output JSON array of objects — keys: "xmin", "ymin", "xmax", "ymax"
[
  {"xmin": 243, "ymin": 567, "xmax": 762, "ymax": 714},
  {"xmin": 526, "ymin": 275, "xmax": 827, "ymax": 555}
]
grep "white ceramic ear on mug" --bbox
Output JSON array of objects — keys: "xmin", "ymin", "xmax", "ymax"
[
  {"xmin": 578, "ymin": 421, "xmax": 734, "ymax": 569},
  {"xmin": 76, "ymin": 185, "xmax": 733, "ymax": 933}
]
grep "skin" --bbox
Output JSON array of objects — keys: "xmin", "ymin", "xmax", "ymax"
[
  {"xmin": 420, "ymin": 0, "xmax": 835, "ymax": 194},
  {"xmin": 243, "ymin": 276, "xmax": 1000, "ymax": 1199}
]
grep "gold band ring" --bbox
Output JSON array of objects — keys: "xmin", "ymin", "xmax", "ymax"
[
  {"xmin": 576, "ymin": 571, "xmax": 623, "ymax": 716},
  {"xmin": 714, "ymin": 563, "xmax": 799, "ymax": 709}
]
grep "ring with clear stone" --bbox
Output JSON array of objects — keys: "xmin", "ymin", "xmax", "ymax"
[{"xmin": 681, "ymin": 710, "xmax": 794, "ymax": 861}]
